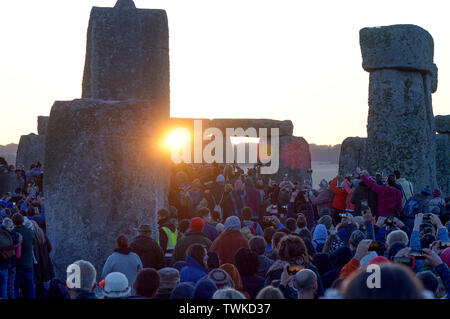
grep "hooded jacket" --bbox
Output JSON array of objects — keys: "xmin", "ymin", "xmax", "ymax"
[
  {"xmin": 180, "ymin": 256, "xmax": 208, "ymax": 284},
  {"xmin": 210, "ymin": 230, "xmax": 249, "ymax": 265},
  {"xmin": 330, "ymin": 178, "xmax": 347, "ymax": 210}
]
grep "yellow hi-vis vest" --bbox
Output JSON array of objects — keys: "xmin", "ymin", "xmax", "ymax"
[{"xmin": 158, "ymin": 226, "xmax": 178, "ymax": 257}]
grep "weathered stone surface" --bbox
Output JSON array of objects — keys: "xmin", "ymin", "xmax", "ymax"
[
  {"xmin": 15, "ymin": 134, "xmax": 45, "ymax": 169},
  {"xmin": 436, "ymin": 134, "xmax": 450, "ymax": 197},
  {"xmin": 45, "ymin": 99, "xmax": 170, "ymax": 278},
  {"xmin": 115, "ymin": 0, "xmax": 136, "ymax": 9},
  {"xmin": 272, "ymin": 135, "xmax": 311, "ymax": 183},
  {"xmin": 360, "ymin": 24, "xmax": 434, "ymax": 74},
  {"xmin": 365, "ymin": 69, "xmax": 437, "ymax": 191},
  {"xmin": 435, "ymin": 115, "xmax": 450, "ymax": 133},
  {"xmin": 0, "ymin": 172, "xmax": 20, "ymax": 195},
  {"xmin": 82, "ymin": 2, "xmax": 169, "ymax": 118},
  {"xmin": 431, "ymin": 63, "xmax": 438, "ymax": 93},
  {"xmin": 338, "ymin": 137, "xmax": 367, "ymax": 177},
  {"xmin": 37, "ymin": 116, "xmax": 49, "ymax": 135}
]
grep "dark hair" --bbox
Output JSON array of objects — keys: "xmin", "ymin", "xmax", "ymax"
[
  {"xmin": 387, "ymin": 174, "xmax": 396, "ymax": 187},
  {"xmin": 249, "ymin": 236, "xmax": 266, "ymax": 255},
  {"xmin": 296, "ymin": 214, "xmax": 307, "ymax": 229},
  {"xmin": 187, "ymin": 244, "xmax": 207, "ymax": 266},
  {"xmin": 234, "ymin": 248, "xmax": 259, "ymax": 276},
  {"xmin": 198, "ymin": 207, "xmax": 211, "ymax": 218},
  {"xmin": 115, "ymin": 235, "xmax": 129, "ymax": 249},
  {"xmin": 278, "ymin": 235, "xmax": 310, "ymax": 263},
  {"xmin": 417, "ymin": 271, "xmax": 439, "ymax": 295},
  {"xmin": 393, "ymin": 170, "xmax": 401, "ymax": 179},
  {"xmin": 179, "ymin": 219, "xmax": 190, "ymax": 233},
  {"xmin": 134, "ymin": 268, "xmax": 160, "ymax": 298},
  {"xmin": 241, "ymin": 207, "xmax": 253, "ymax": 221},
  {"xmin": 298, "ymin": 228, "xmax": 312, "ymax": 241},
  {"xmin": 12, "ymin": 213, "xmax": 24, "ymax": 226},
  {"xmin": 272, "ymin": 232, "xmax": 286, "ymax": 249},
  {"xmin": 207, "ymin": 251, "xmax": 220, "ymax": 269},
  {"xmin": 158, "ymin": 208, "xmax": 169, "ymax": 219},
  {"xmin": 285, "ymin": 218, "xmax": 297, "ymax": 232},
  {"xmin": 263, "ymin": 226, "xmax": 276, "ymax": 245},
  {"xmin": 342, "ymin": 264, "xmax": 424, "ymax": 299}
]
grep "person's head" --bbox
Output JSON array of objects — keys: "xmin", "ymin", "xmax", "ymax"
[
  {"xmin": 179, "ymin": 219, "xmax": 190, "ymax": 233},
  {"xmin": 206, "ymin": 251, "xmax": 220, "ymax": 269},
  {"xmin": 296, "ymin": 214, "xmax": 307, "ymax": 229},
  {"xmin": 66, "ymin": 260, "xmax": 97, "ymax": 298},
  {"xmin": 189, "ymin": 217, "xmax": 205, "ymax": 233},
  {"xmin": 186, "ymin": 244, "xmax": 208, "ymax": 267},
  {"xmin": 134, "ymin": 268, "xmax": 160, "ymax": 298},
  {"xmin": 2, "ymin": 217, "xmax": 14, "ymax": 232},
  {"xmin": 216, "ymin": 223, "xmax": 224, "ymax": 233},
  {"xmin": 11, "ymin": 213, "xmax": 24, "ymax": 226},
  {"xmin": 349, "ymin": 230, "xmax": 365, "ymax": 250},
  {"xmin": 115, "ymin": 235, "xmax": 129, "ymax": 249},
  {"xmin": 272, "ymin": 232, "xmax": 287, "ymax": 251},
  {"xmin": 387, "ymin": 242, "xmax": 406, "ymax": 260},
  {"xmin": 249, "ymin": 236, "xmax": 266, "ymax": 256},
  {"xmin": 294, "ymin": 269, "xmax": 318, "ymax": 299},
  {"xmin": 157, "ymin": 208, "xmax": 169, "ymax": 222},
  {"xmin": 197, "ymin": 207, "xmax": 212, "ymax": 222},
  {"xmin": 417, "ymin": 271, "xmax": 439, "ymax": 297},
  {"xmin": 241, "ymin": 207, "xmax": 253, "ymax": 221},
  {"xmin": 285, "ymin": 218, "xmax": 297, "ymax": 233},
  {"xmin": 157, "ymin": 267, "xmax": 180, "ymax": 294},
  {"xmin": 136, "ymin": 224, "xmax": 153, "ymax": 237},
  {"xmin": 386, "ymin": 229, "xmax": 409, "ymax": 248},
  {"xmin": 255, "ymin": 286, "xmax": 285, "ymax": 299},
  {"xmin": 224, "ymin": 184, "xmax": 233, "ymax": 194},
  {"xmin": 393, "ymin": 170, "xmax": 401, "ymax": 179},
  {"xmin": 319, "ymin": 179, "xmax": 328, "ymax": 189},
  {"xmin": 212, "ymin": 288, "xmax": 246, "ymax": 299},
  {"xmin": 234, "ymin": 179, "xmax": 243, "ymax": 191},
  {"xmin": 224, "ymin": 216, "xmax": 241, "ymax": 232},
  {"xmin": 207, "ymin": 269, "xmax": 234, "ymax": 289},
  {"xmin": 432, "ymin": 189, "xmax": 441, "ymax": 198},
  {"xmin": 234, "ymin": 248, "xmax": 259, "ymax": 276},
  {"xmin": 240, "ymin": 227, "xmax": 253, "ymax": 240},
  {"xmin": 298, "ymin": 228, "xmax": 312, "ymax": 241},
  {"xmin": 387, "ymin": 174, "xmax": 396, "ymax": 187},
  {"xmin": 263, "ymin": 226, "xmax": 276, "ymax": 246},
  {"xmin": 102, "ymin": 272, "xmax": 131, "ymax": 299},
  {"xmin": 421, "ymin": 187, "xmax": 432, "ymax": 197},
  {"xmin": 193, "ymin": 278, "xmax": 218, "ymax": 299},
  {"xmin": 342, "ymin": 263, "xmax": 424, "ymax": 299},
  {"xmin": 278, "ymin": 235, "xmax": 310, "ymax": 263},
  {"xmin": 170, "ymin": 282, "xmax": 195, "ymax": 299}
]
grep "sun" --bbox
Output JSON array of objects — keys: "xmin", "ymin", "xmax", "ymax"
[{"xmin": 165, "ymin": 128, "xmax": 191, "ymax": 150}]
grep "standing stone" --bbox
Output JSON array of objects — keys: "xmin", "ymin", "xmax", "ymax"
[
  {"xmin": 15, "ymin": 134, "xmax": 45, "ymax": 169},
  {"xmin": 45, "ymin": 99, "xmax": 170, "ymax": 278},
  {"xmin": 38, "ymin": 116, "xmax": 49, "ymax": 135},
  {"xmin": 360, "ymin": 25, "xmax": 438, "ymax": 191},
  {"xmin": 82, "ymin": 0, "xmax": 169, "ymax": 119},
  {"xmin": 435, "ymin": 115, "xmax": 450, "ymax": 133},
  {"xmin": 338, "ymin": 137, "xmax": 367, "ymax": 177},
  {"xmin": 274, "ymin": 135, "xmax": 312, "ymax": 183},
  {"xmin": 0, "ymin": 172, "xmax": 20, "ymax": 195},
  {"xmin": 436, "ymin": 134, "xmax": 450, "ymax": 197}
]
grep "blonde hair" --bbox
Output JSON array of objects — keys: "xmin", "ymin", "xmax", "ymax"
[
  {"xmin": 241, "ymin": 227, "xmax": 253, "ymax": 240},
  {"xmin": 386, "ymin": 230, "xmax": 409, "ymax": 247}
]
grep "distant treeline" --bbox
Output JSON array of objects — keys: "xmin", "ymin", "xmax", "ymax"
[
  {"xmin": 0, "ymin": 143, "xmax": 18, "ymax": 165},
  {"xmin": 309, "ymin": 143, "xmax": 341, "ymax": 164}
]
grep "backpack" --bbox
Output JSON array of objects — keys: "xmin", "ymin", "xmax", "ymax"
[
  {"xmin": 212, "ymin": 193, "xmax": 224, "ymax": 221},
  {"xmin": 0, "ymin": 228, "xmax": 15, "ymax": 259},
  {"xmin": 402, "ymin": 196, "xmax": 428, "ymax": 219}
]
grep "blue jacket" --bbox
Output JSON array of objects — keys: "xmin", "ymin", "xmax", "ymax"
[
  {"xmin": 180, "ymin": 255, "xmax": 208, "ymax": 284},
  {"xmin": 337, "ymin": 224, "xmax": 357, "ymax": 247}
]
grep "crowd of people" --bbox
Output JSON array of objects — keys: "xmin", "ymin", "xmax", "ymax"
[{"xmin": 1, "ymin": 158, "xmax": 449, "ymax": 299}]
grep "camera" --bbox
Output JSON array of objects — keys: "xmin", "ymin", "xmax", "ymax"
[
  {"xmin": 392, "ymin": 257, "xmax": 414, "ymax": 267},
  {"xmin": 339, "ymin": 213, "xmax": 347, "ymax": 218},
  {"xmin": 440, "ymin": 241, "xmax": 450, "ymax": 249},
  {"xmin": 287, "ymin": 265, "xmax": 305, "ymax": 276},
  {"xmin": 368, "ymin": 241, "xmax": 380, "ymax": 251},
  {"xmin": 409, "ymin": 250, "xmax": 426, "ymax": 260},
  {"xmin": 385, "ymin": 217, "xmax": 394, "ymax": 226}
]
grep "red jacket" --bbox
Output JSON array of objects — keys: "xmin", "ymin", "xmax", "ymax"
[
  {"xmin": 210, "ymin": 230, "xmax": 249, "ymax": 265},
  {"xmin": 330, "ymin": 177, "xmax": 347, "ymax": 210},
  {"xmin": 361, "ymin": 175, "xmax": 402, "ymax": 217}
]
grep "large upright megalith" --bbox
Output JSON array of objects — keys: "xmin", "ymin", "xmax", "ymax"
[
  {"xmin": 45, "ymin": 0, "xmax": 171, "ymax": 278},
  {"xmin": 360, "ymin": 24, "xmax": 438, "ymax": 191},
  {"xmin": 338, "ymin": 137, "xmax": 367, "ymax": 177},
  {"xmin": 16, "ymin": 115, "xmax": 48, "ymax": 169}
]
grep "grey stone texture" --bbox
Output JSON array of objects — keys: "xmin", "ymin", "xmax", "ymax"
[
  {"xmin": 44, "ymin": 99, "xmax": 170, "ymax": 278},
  {"xmin": 0, "ymin": 172, "xmax": 20, "ymax": 195},
  {"xmin": 360, "ymin": 24, "xmax": 434, "ymax": 74},
  {"xmin": 436, "ymin": 134, "xmax": 450, "ymax": 197},
  {"xmin": 38, "ymin": 116, "xmax": 49, "ymax": 135},
  {"xmin": 15, "ymin": 134, "xmax": 45, "ymax": 169},
  {"xmin": 435, "ymin": 115, "xmax": 450, "ymax": 133},
  {"xmin": 82, "ymin": 1, "xmax": 169, "ymax": 119},
  {"xmin": 338, "ymin": 137, "xmax": 367, "ymax": 177},
  {"xmin": 360, "ymin": 24, "xmax": 438, "ymax": 193}
]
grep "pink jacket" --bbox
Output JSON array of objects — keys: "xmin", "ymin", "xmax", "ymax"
[
  {"xmin": 361, "ymin": 175, "xmax": 402, "ymax": 217},
  {"xmin": 344, "ymin": 179, "xmax": 355, "ymax": 211}
]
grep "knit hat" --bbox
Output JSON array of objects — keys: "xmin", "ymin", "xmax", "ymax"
[
  {"xmin": 421, "ymin": 186, "xmax": 432, "ymax": 196},
  {"xmin": 354, "ymin": 216, "xmax": 364, "ymax": 227},
  {"xmin": 216, "ymin": 223, "xmax": 224, "ymax": 233},
  {"xmin": 369, "ymin": 256, "xmax": 391, "ymax": 265},
  {"xmin": 102, "ymin": 272, "xmax": 131, "ymax": 299},
  {"xmin": 193, "ymin": 278, "xmax": 218, "ymax": 299},
  {"xmin": 224, "ymin": 216, "xmax": 241, "ymax": 231},
  {"xmin": 312, "ymin": 224, "xmax": 328, "ymax": 245},
  {"xmin": 330, "ymin": 239, "xmax": 345, "ymax": 253},
  {"xmin": 349, "ymin": 230, "xmax": 365, "ymax": 247},
  {"xmin": 2, "ymin": 217, "xmax": 14, "ymax": 232},
  {"xmin": 319, "ymin": 179, "xmax": 328, "ymax": 188},
  {"xmin": 190, "ymin": 217, "xmax": 205, "ymax": 232},
  {"xmin": 157, "ymin": 267, "xmax": 180, "ymax": 291},
  {"xmin": 170, "ymin": 283, "xmax": 195, "ymax": 299},
  {"xmin": 207, "ymin": 269, "xmax": 233, "ymax": 289},
  {"xmin": 432, "ymin": 189, "xmax": 441, "ymax": 198},
  {"xmin": 318, "ymin": 215, "xmax": 332, "ymax": 230},
  {"xmin": 440, "ymin": 247, "xmax": 450, "ymax": 268},
  {"xmin": 216, "ymin": 174, "xmax": 225, "ymax": 183}
]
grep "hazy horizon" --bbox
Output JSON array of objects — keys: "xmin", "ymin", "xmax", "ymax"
[{"xmin": 1, "ymin": 0, "xmax": 449, "ymax": 146}]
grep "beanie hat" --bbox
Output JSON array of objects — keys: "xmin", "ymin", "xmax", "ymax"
[
  {"xmin": 102, "ymin": 272, "xmax": 131, "ymax": 299},
  {"xmin": 193, "ymin": 278, "xmax": 218, "ymax": 299},
  {"xmin": 207, "ymin": 269, "xmax": 233, "ymax": 289},
  {"xmin": 216, "ymin": 174, "xmax": 225, "ymax": 183},
  {"xmin": 440, "ymin": 247, "xmax": 450, "ymax": 267},
  {"xmin": 369, "ymin": 256, "xmax": 391, "ymax": 265},
  {"xmin": 319, "ymin": 179, "xmax": 328, "ymax": 188},
  {"xmin": 190, "ymin": 217, "xmax": 205, "ymax": 232},
  {"xmin": 157, "ymin": 267, "xmax": 180, "ymax": 291},
  {"xmin": 432, "ymin": 189, "xmax": 441, "ymax": 198},
  {"xmin": 216, "ymin": 223, "xmax": 224, "ymax": 233},
  {"xmin": 170, "ymin": 283, "xmax": 195, "ymax": 299},
  {"xmin": 421, "ymin": 186, "xmax": 432, "ymax": 196},
  {"xmin": 349, "ymin": 230, "xmax": 365, "ymax": 247},
  {"xmin": 312, "ymin": 224, "xmax": 328, "ymax": 245},
  {"xmin": 224, "ymin": 216, "xmax": 241, "ymax": 231}
]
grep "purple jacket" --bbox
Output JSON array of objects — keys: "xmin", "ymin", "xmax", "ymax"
[
  {"xmin": 361, "ymin": 175, "xmax": 402, "ymax": 217},
  {"xmin": 245, "ymin": 187, "xmax": 261, "ymax": 218}
]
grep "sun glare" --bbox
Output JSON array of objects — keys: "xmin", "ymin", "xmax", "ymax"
[{"xmin": 166, "ymin": 128, "xmax": 191, "ymax": 150}]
